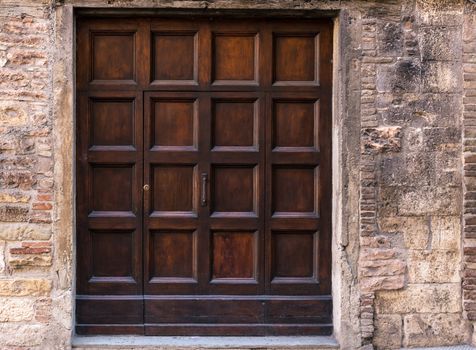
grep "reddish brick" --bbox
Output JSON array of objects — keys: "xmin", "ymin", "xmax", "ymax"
[
  {"xmin": 32, "ymin": 202, "xmax": 52, "ymax": 211},
  {"xmin": 36, "ymin": 193, "xmax": 52, "ymax": 201}
]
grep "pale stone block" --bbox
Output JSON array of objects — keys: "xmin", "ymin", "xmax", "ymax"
[
  {"xmin": 0, "ymin": 324, "xmax": 45, "ymax": 346},
  {"xmin": 378, "ymin": 216, "xmax": 430, "ymax": 249},
  {"xmin": 403, "ymin": 313, "xmax": 469, "ymax": 347},
  {"xmin": 0, "ymin": 223, "xmax": 51, "ymax": 241},
  {"xmin": 407, "ymin": 250, "xmax": 460, "ymax": 283},
  {"xmin": 373, "ymin": 314, "xmax": 402, "ymax": 349},
  {"xmin": 0, "ymin": 279, "xmax": 51, "ymax": 296},
  {"xmin": 397, "ymin": 186, "xmax": 461, "ymax": 216},
  {"xmin": 422, "ymin": 61, "xmax": 463, "ymax": 93},
  {"xmin": 0, "ymin": 192, "xmax": 30, "ymax": 203},
  {"xmin": 0, "ymin": 297, "xmax": 34, "ymax": 322},
  {"xmin": 431, "ymin": 216, "xmax": 461, "ymax": 250},
  {"xmin": 7, "ymin": 253, "xmax": 52, "ymax": 268},
  {"xmin": 420, "ymin": 26, "xmax": 461, "ymax": 61},
  {"xmin": 375, "ymin": 284, "xmax": 461, "ymax": 314},
  {"xmin": 0, "ymin": 102, "xmax": 27, "ymax": 126}
]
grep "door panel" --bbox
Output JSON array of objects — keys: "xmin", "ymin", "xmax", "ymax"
[{"xmin": 76, "ymin": 16, "xmax": 333, "ymax": 336}]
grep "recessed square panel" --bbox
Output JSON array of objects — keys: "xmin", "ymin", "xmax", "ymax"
[
  {"xmin": 91, "ymin": 165, "xmax": 133, "ymax": 212},
  {"xmin": 153, "ymin": 33, "xmax": 196, "ymax": 81},
  {"xmin": 212, "ymin": 166, "xmax": 256, "ymax": 215},
  {"xmin": 91, "ymin": 230, "xmax": 133, "ymax": 277},
  {"xmin": 274, "ymin": 34, "xmax": 317, "ymax": 83},
  {"xmin": 213, "ymin": 34, "xmax": 257, "ymax": 81},
  {"xmin": 152, "ymin": 100, "xmax": 196, "ymax": 149},
  {"xmin": 92, "ymin": 33, "xmax": 134, "ymax": 81},
  {"xmin": 212, "ymin": 100, "xmax": 257, "ymax": 150},
  {"xmin": 90, "ymin": 99, "xmax": 134, "ymax": 147},
  {"xmin": 272, "ymin": 166, "xmax": 317, "ymax": 215},
  {"xmin": 272, "ymin": 231, "xmax": 317, "ymax": 279},
  {"xmin": 212, "ymin": 231, "xmax": 256, "ymax": 280},
  {"xmin": 150, "ymin": 230, "xmax": 196, "ymax": 280},
  {"xmin": 273, "ymin": 100, "xmax": 318, "ymax": 149},
  {"xmin": 152, "ymin": 165, "xmax": 195, "ymax": 213}
]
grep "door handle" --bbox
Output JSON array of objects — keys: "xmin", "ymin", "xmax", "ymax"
[{"xmin": 201, "ymin": 173, "xmax": 208, "ymax": 207}]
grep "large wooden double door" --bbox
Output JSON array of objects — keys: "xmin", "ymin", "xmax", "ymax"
[{"xmin": 76, "ymin": 16, "xmax": 333, "ymax": 336}]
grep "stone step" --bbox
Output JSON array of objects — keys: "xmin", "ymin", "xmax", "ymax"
[{"xmin": 72, "ymin": 336, "xmax": 339, "ymax": 350}]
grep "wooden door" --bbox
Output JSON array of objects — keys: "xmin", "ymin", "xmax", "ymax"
[{"xmin": 76, "ymin": 16, "xmax": 333, "ymax": 336}]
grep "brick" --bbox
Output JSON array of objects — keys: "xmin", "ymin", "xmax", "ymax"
[
  {"xmin": 32, "ymin": 202, "xmax": 52, "ymax": 210},
  {"xmin": 9, "ymin": 241, "xmax": 51, "ymax": 255}
]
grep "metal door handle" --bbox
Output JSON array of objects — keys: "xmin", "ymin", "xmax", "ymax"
[{"xmin": 201, "ymin": 173, "xmax": 208, "ymax": 207}]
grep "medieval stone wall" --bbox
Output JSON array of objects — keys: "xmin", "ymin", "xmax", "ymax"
[{"xmin": 0, "ymin": 0, "xmax": 474, "ymax": 349}]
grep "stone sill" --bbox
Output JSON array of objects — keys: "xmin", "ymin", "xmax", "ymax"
[{"xmin": 72, "ymin": 336, "xmax": 339, "ymax": 349}]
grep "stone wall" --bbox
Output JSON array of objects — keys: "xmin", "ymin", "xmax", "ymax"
[{"xmin": 0, "ymin": 0, "xmax": 474, "ymax": 349}]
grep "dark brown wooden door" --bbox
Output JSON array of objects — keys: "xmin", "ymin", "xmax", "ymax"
[{"xmin": 76, "ymin": 16, "xmax": 333, "ymax": 336}]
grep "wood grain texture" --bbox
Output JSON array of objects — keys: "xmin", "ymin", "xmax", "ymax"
[{"xmin": 76, "ymin": 16, "xmax": 333, "ymax": 336}]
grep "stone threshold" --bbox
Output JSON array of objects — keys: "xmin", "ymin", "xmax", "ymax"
[{"xmin": 72, "ymin": 336, "xmax": 339, "ymax": 349}]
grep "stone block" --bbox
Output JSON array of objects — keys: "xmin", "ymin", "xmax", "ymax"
[
  {"xmin": 0, "ymin": 205, "xmax": 28, "ymax": 222},
  {"xmin": 0, "ymin": 279, "xmax": 51, "ymax": 296},
  {"xmin": 0, "ymin": 223, "xmax": 51, "ymax": 241},
  {"xmin": 0, "ymin": 171, "xmax": 35, "ymax": 190},
  {"xmin": 7, "ymin": 254, "xmax": 52, "ymax": 268},
  {"xmin": 361, "ymin": 275, "xmax": 405, "ymax": 292},
  {"xmin": 431, "ymin": 216, "xmax": 461, "ymax": 250},
  {"xmin": 362, "ymin": 127, "xmax": 402, "ymax": 154},
  {"xmin": 360, "ymin": 258, "xmax": 406, "ymax": 277},
  {"xmin": 0, "ymin": 102, "xmax": 27, "ymax": 126},
  {"xmin": 397, "ymin": 186, "xmax": 461, "ymax": 216},
  {"xmin": 373, "ymin": 314, "xmax": 402, "ymax": 349},
  {"xmin": 378, "ymin": 216, "xmax": 430, "ymax": 249},
  {"xmin": 377, "ymin": 59, "xmax": 421, "ymax": 93},
  {"xmin": 375, "ymin": 284, "xmax": 461, "ymax": 314},
  {"xmin": 403, "ymin": 313, "xmax": 469, "ymax": 347},
  {"xmin": 377, "ymin": 21, "xmax": 403, "ymax": 56},
  {"xmin": 0, "ymin": 192, "xmax": 30, "ymax": 203},
  {"xmin": 423, "ymin": 127, "xmax": 461, "ymax": 151},
  {"xmin": 407, "ymin": 250, "xmax": 460, "ymax": 283},
  {"xmin": 0, "ymin": 324, "xmax": 45, "ymax": 347},
  {"xmin": 422, "ymin": 61, "xmax": 463, "ymax": 93},
  {"xmin": 420, "ymin": 26, "xmax": 462, "ymax": 61},
  {"xmin": 416, "ymin": 0, "xmax": 464, "ymax": 26},
  {"xmin": 378, "ymin": 153, "xmax": 431, "ymax": 187},
  {"xmin": 378, "ymin": 93, "xmax": 461, "ymax": 128},
  {"xmin": 0, "ymin": 297, "xmax": 34, "ymax": 322}
]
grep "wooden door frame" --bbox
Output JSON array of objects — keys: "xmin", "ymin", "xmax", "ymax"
[{"xmin": 52, "ymin": 5, "xmax": 360, "ymax": 346}]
